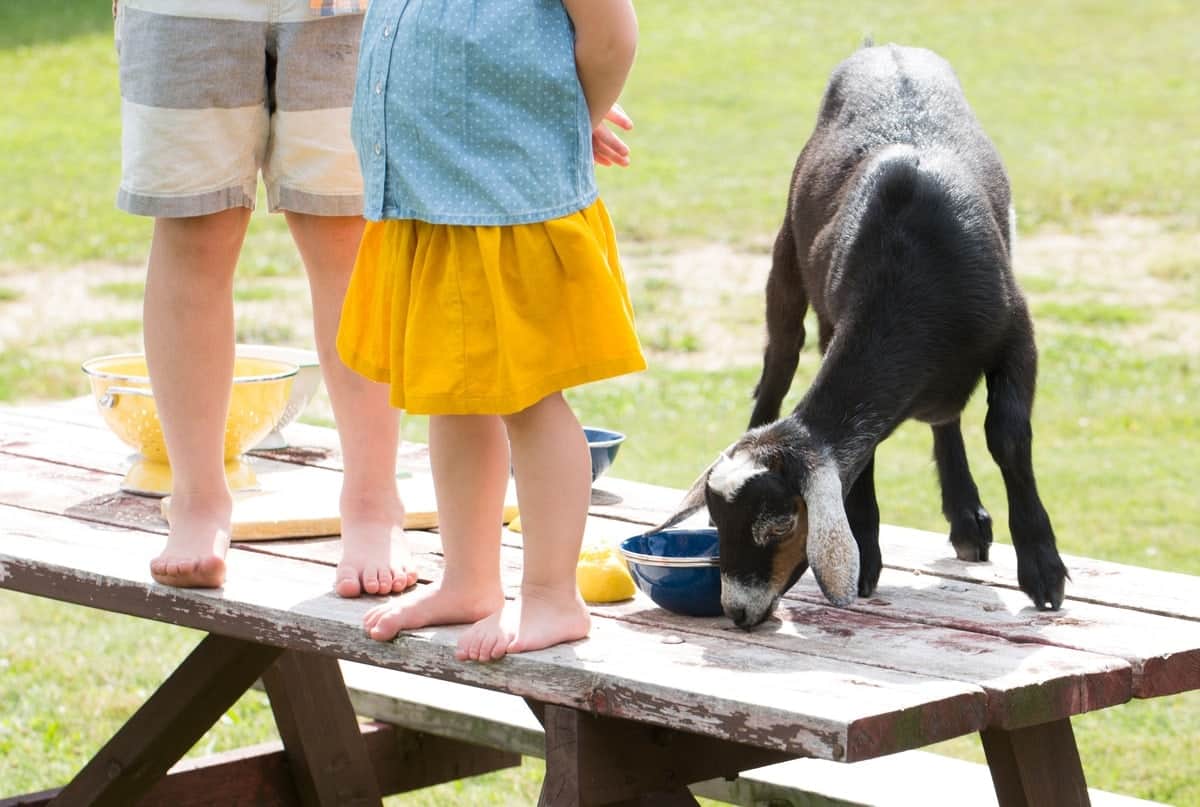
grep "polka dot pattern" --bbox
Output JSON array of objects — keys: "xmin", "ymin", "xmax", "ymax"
[{"xmin": 353, "ymin": 0, "xmax": 598, "ymax": 225}]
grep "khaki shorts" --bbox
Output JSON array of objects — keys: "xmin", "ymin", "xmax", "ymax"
[{"xmin": 115, "ymin": 0, "xmax": 365, "ymax": 218}]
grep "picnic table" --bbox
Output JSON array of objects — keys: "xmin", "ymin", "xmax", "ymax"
[{"xmin": 2, "ymin": 398, "xmax": 1197, "ymax": 806}]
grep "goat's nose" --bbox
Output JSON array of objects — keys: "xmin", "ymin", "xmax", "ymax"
[{"xmin": 725, "ymin": 605, "xmax": 752, "ymax": 629}]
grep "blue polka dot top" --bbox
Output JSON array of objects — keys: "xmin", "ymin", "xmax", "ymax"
[{"xmin": 353, "ymin": 0, "xmax": 598, "ymax": 226}]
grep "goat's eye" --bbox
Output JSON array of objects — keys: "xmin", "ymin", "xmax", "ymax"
[
  {"xmin": 765, "ymin": 519, "xmax": 797, "ymax": 541},
  {"xmin": 752, "ymin": 515, "xmax": 798, "ymax": 547}
]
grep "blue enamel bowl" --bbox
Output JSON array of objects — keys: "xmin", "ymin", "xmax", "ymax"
[
  {"xmin": 584, "ymin": 427, "xmax": 625, "ymax": 482},
  {"xmin": 619, "ymin": 528, "xmax": 722, "ymax": 617}
]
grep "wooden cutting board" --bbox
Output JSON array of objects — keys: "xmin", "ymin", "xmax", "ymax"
[{"xmin": 161, "ymin": 464, "xmax": 518, "ymax": 541}]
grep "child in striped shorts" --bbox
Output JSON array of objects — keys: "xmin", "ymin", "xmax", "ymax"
[{"xmin": 114, "ymin": 0, "xmax": 417, "ymax": 597}]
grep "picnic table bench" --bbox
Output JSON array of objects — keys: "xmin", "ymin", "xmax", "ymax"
[{"xmin": 2, "ymin": 399, "xmax": 1196, "ymax": 806}]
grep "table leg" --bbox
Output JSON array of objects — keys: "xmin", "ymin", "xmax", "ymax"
[
  {"xmin": 261, "ymin": 650, "xmax": 384, "ymax": 807},
  {"xmin": 527, "ymin": 700, "xmax": 793, "ymax": 807},
  {"xmin": 49, "ymin": 633, "xmax": 283, "ymax": 807},
  {"xmin": 981, "ymin": 718, "xmax": 1092, "ymax": 807},
  {"xmin": 10, "ymin": 632, "xmax": 519, "ymax": 807}
]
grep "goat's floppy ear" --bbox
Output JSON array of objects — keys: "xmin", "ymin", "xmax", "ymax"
[
  {"xmin": 651, "ymin": 451, "xmax": 725, "ymax": 532},
  {"xmin": 803, "ymin": 463, "xmax": 860, "ymax": 607}
]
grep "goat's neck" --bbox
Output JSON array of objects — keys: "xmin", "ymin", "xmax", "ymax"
[{"xmin": 793, "ymin": 335, "xmax": 909, "ymax": 485}]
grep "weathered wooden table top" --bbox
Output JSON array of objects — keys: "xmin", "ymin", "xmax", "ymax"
[{"xmin": 3, "ymin": 399, "xmax": 1199, "ymax": 765}]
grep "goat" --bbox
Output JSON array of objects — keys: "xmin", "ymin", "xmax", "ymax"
[{"xmin": 659, "ymin": 44, "xmax": 1069, "ymax": 629}]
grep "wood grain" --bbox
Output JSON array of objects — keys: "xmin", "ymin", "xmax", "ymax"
[{"xmin": 1, "ymin": 504, "xmax": 986, "ymax": 762}]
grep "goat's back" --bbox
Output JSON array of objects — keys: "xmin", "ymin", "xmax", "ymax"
[
  {"xmin": 788, "ymin": 45, "xmax": 1022, "ymax": 422},
  {"xmin": 794, "ymin": 44, "xmax": 1010, "ymax": 228},
  {"xmin": 792, "ymin": 46, "xmax": 1017, "ymax": 319}
]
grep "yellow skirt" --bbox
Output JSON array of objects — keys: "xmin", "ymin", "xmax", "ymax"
[{"xmin": 336, "ymin": 199, "xmax": 646, "ymax": 415}]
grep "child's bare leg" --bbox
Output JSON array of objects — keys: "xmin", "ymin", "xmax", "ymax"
[
  {"xmin": 144, "ymin": 208, "xmax": 250, "ymax": 587},
  {"xmin": 457, "ymin": 393, "xmax": 592, "ymax": 661},
  {"xmin": 285, "ymin": 212, "xmax": 417, "ymax": 597},
  {"xmin": 363, "ymin": 414, "xmax": 509, "ymax": 640}
]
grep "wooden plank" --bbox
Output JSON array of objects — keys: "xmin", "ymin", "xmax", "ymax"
[
  {"xmin": 0, "ymin": 452, "xmax": 168, "ymax": 532},
  {"xmin": 299, "ymin": 537, "xmax": 1130, "ymax": 732},
  {"xmin": 0, "ymin": 435, "xmax": 506, "ymax": 540},
  {"xmin": 0, "ymin": 506, "xmax": 987, "ymax": 762},
  {"xmin": 337, "ymin": 662, "xmax": 546, "ymax": 758},
  {"xmin": 981, "ymin": 720, "xmax": 1091, "ymax": 807},
  {"xmin": 0, "ymin": 717, "xmax": 521, "ymax": 806},
  {"xmin": 531, "ymin": 700, "xmax": 790, "ymax": 806},
  {"xmin": 694, "ymin": 751, "xmax": 1165, "ymax": 807},
  {"xmin": 870, "ymin": 523, "xmax": 1200, "ymax": 623},
  {"xmin": 162, "ymin": 467, "xmax": 517, "ymax": 538},
  {"xmin": 328, "ymin": 667, "xmax": 1161, "ymax": 806},
  {"xmin": 262, "ymin": 655, "xmax": 520, "ymax": 803},
  {"xmin": 599, "ymin": 597, "xmax": 1130, "ymax": 730},
  {"xmin": 784, "ymin": 569, "xmax": 1200, "ymax": 699},
  {"xmin": 327, "ymin": 666, "xmax": 1169, "ymax": 807},
  {"xmin": 0, "ymin": 451, "xmax": 1143, "ymax": 730},
  {"xmin": 584, "ymin": 473, "xmax": 1200, "ymax": 623},
  {"xmin": 261, "ymin": 651, "xmax": 384, "ymax": 806},
  {"xmin": 50, "ymin": 634, "xmax": 283, "ymax": 807},
  {"xmin": 262, "ymin": 531, "xmax": 1134, "ymax": 730},
  {"xmin": 1, "ymin": 737, "xmax": 307, "ymax": 807},
  {"xmin": 9, "ymin": 405, "xmax": 1198, "ymax": 623},
  {"xmin": 5, "ymin": 744, "xmax": 1162, "ymax": 807}
]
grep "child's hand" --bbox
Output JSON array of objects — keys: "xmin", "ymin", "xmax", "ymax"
[{"xmin": 593, "ymin": 104, "xmax": 633, "ymax": 168}]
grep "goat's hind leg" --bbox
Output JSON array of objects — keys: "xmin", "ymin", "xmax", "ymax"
[
  {"xmin": 985, "ymin": 317, "xmax": 1069, "ymax": 610},
  {"xmin": 750, "ymin": 222, "xmax": 808, "ymax": 428},
  {"xmin": 933, "ymin": 419, "xmax": 993, "ymax": 562}
]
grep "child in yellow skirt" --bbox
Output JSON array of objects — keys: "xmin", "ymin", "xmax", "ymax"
[{"xmin": 339, "ymin": 0, "xmax": 644, "ymax": 660}]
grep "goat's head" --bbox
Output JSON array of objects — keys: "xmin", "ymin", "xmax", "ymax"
[{"xmin": 658, "ymin": 421, "xmax": 860, "ymax": 628}]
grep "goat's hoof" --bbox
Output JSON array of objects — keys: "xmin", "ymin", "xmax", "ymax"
[
  {"xmin": 950, "ymin": 506, "xmax": 993, "ymax": 562},
  {"xmin": 1017, "ymin": 545, "xmax": 1069, "ymax": 610},
  {"xmin": 857, "ymin": 547, "xmax": 882, "ymax": 598}
]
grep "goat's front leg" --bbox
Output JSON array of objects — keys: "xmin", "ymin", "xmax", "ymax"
[
  {"xmin": 749, "ymin": 222, "xmax": 808, "ymax": 429},
  {"xmin": 932, "ymin": 419, "xmax": 993, "ymax": 562},
  {"xmin": 845, "ymin": 454, "xmax": 882, "ymax": 598},
  {"xmin": 985, "ymin": 316, "xmax": 1069, "ymax": 610}
]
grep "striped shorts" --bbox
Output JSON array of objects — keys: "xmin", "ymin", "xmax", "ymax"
[{"xmin": 115, "ymin": 0, "xmax": 366, "ymax": 218}]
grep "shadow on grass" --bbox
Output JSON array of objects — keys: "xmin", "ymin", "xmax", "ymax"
[{"xmin": 0, "ymin": 0, "xmax": 113, "ymax": 50}]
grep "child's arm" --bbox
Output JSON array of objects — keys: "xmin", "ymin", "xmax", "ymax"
[{"xmin": 562, "ymin": 0, "xmax": 638, "ymax": 130}]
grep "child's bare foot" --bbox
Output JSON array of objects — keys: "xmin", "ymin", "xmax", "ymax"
[
  {"xmin": 336, "ymin": 522, "xmax": 415, "ymax": 597},
  {"xmin": 152, "ymin": 494, "xmax": 232, "ymax": 588},
  {"xmin": 456, "ymin": 584, "xmax": 591, "ymax": 662},
  {"xmin": 363, "ymin": 578, "xmax": 504, "ymax": 641},
  {"xmin": 335, "ymin": 496, "xmax": 419, "ymax": 598}
]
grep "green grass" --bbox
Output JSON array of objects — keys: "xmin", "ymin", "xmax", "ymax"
[
  {"xmin": 0, "ymin": 349, "xmax": 85, "ymax": 402},
  {"xmin": 90, "ymin": 280, "xmax": 143, "ymax": 302},
  {"xmin": 2, "ymin": 1, "xmax": 1199, "ymax": 266},
  {"xmin": 1033, "ymin": 300, "xmax": 1149, "ymax": 328},
  {"xmin": 43, "ymin": 318, "xmax": 142, "ymax": 344},
  {"xmin": 602, "ymin": 0, "xmax": 1200, "ymax": 242},
  {"xmin": 2, "ymin": 1, "xmax": 1199, "ymax": 803},
  {"xmin": 232, "ymin": 285, "xmax": 290, "ymax": 303}
]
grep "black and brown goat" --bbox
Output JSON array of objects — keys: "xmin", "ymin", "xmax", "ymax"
[{"xmin": 660, "ymin": 44, "xmax": 1068, "ymax": 628}]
